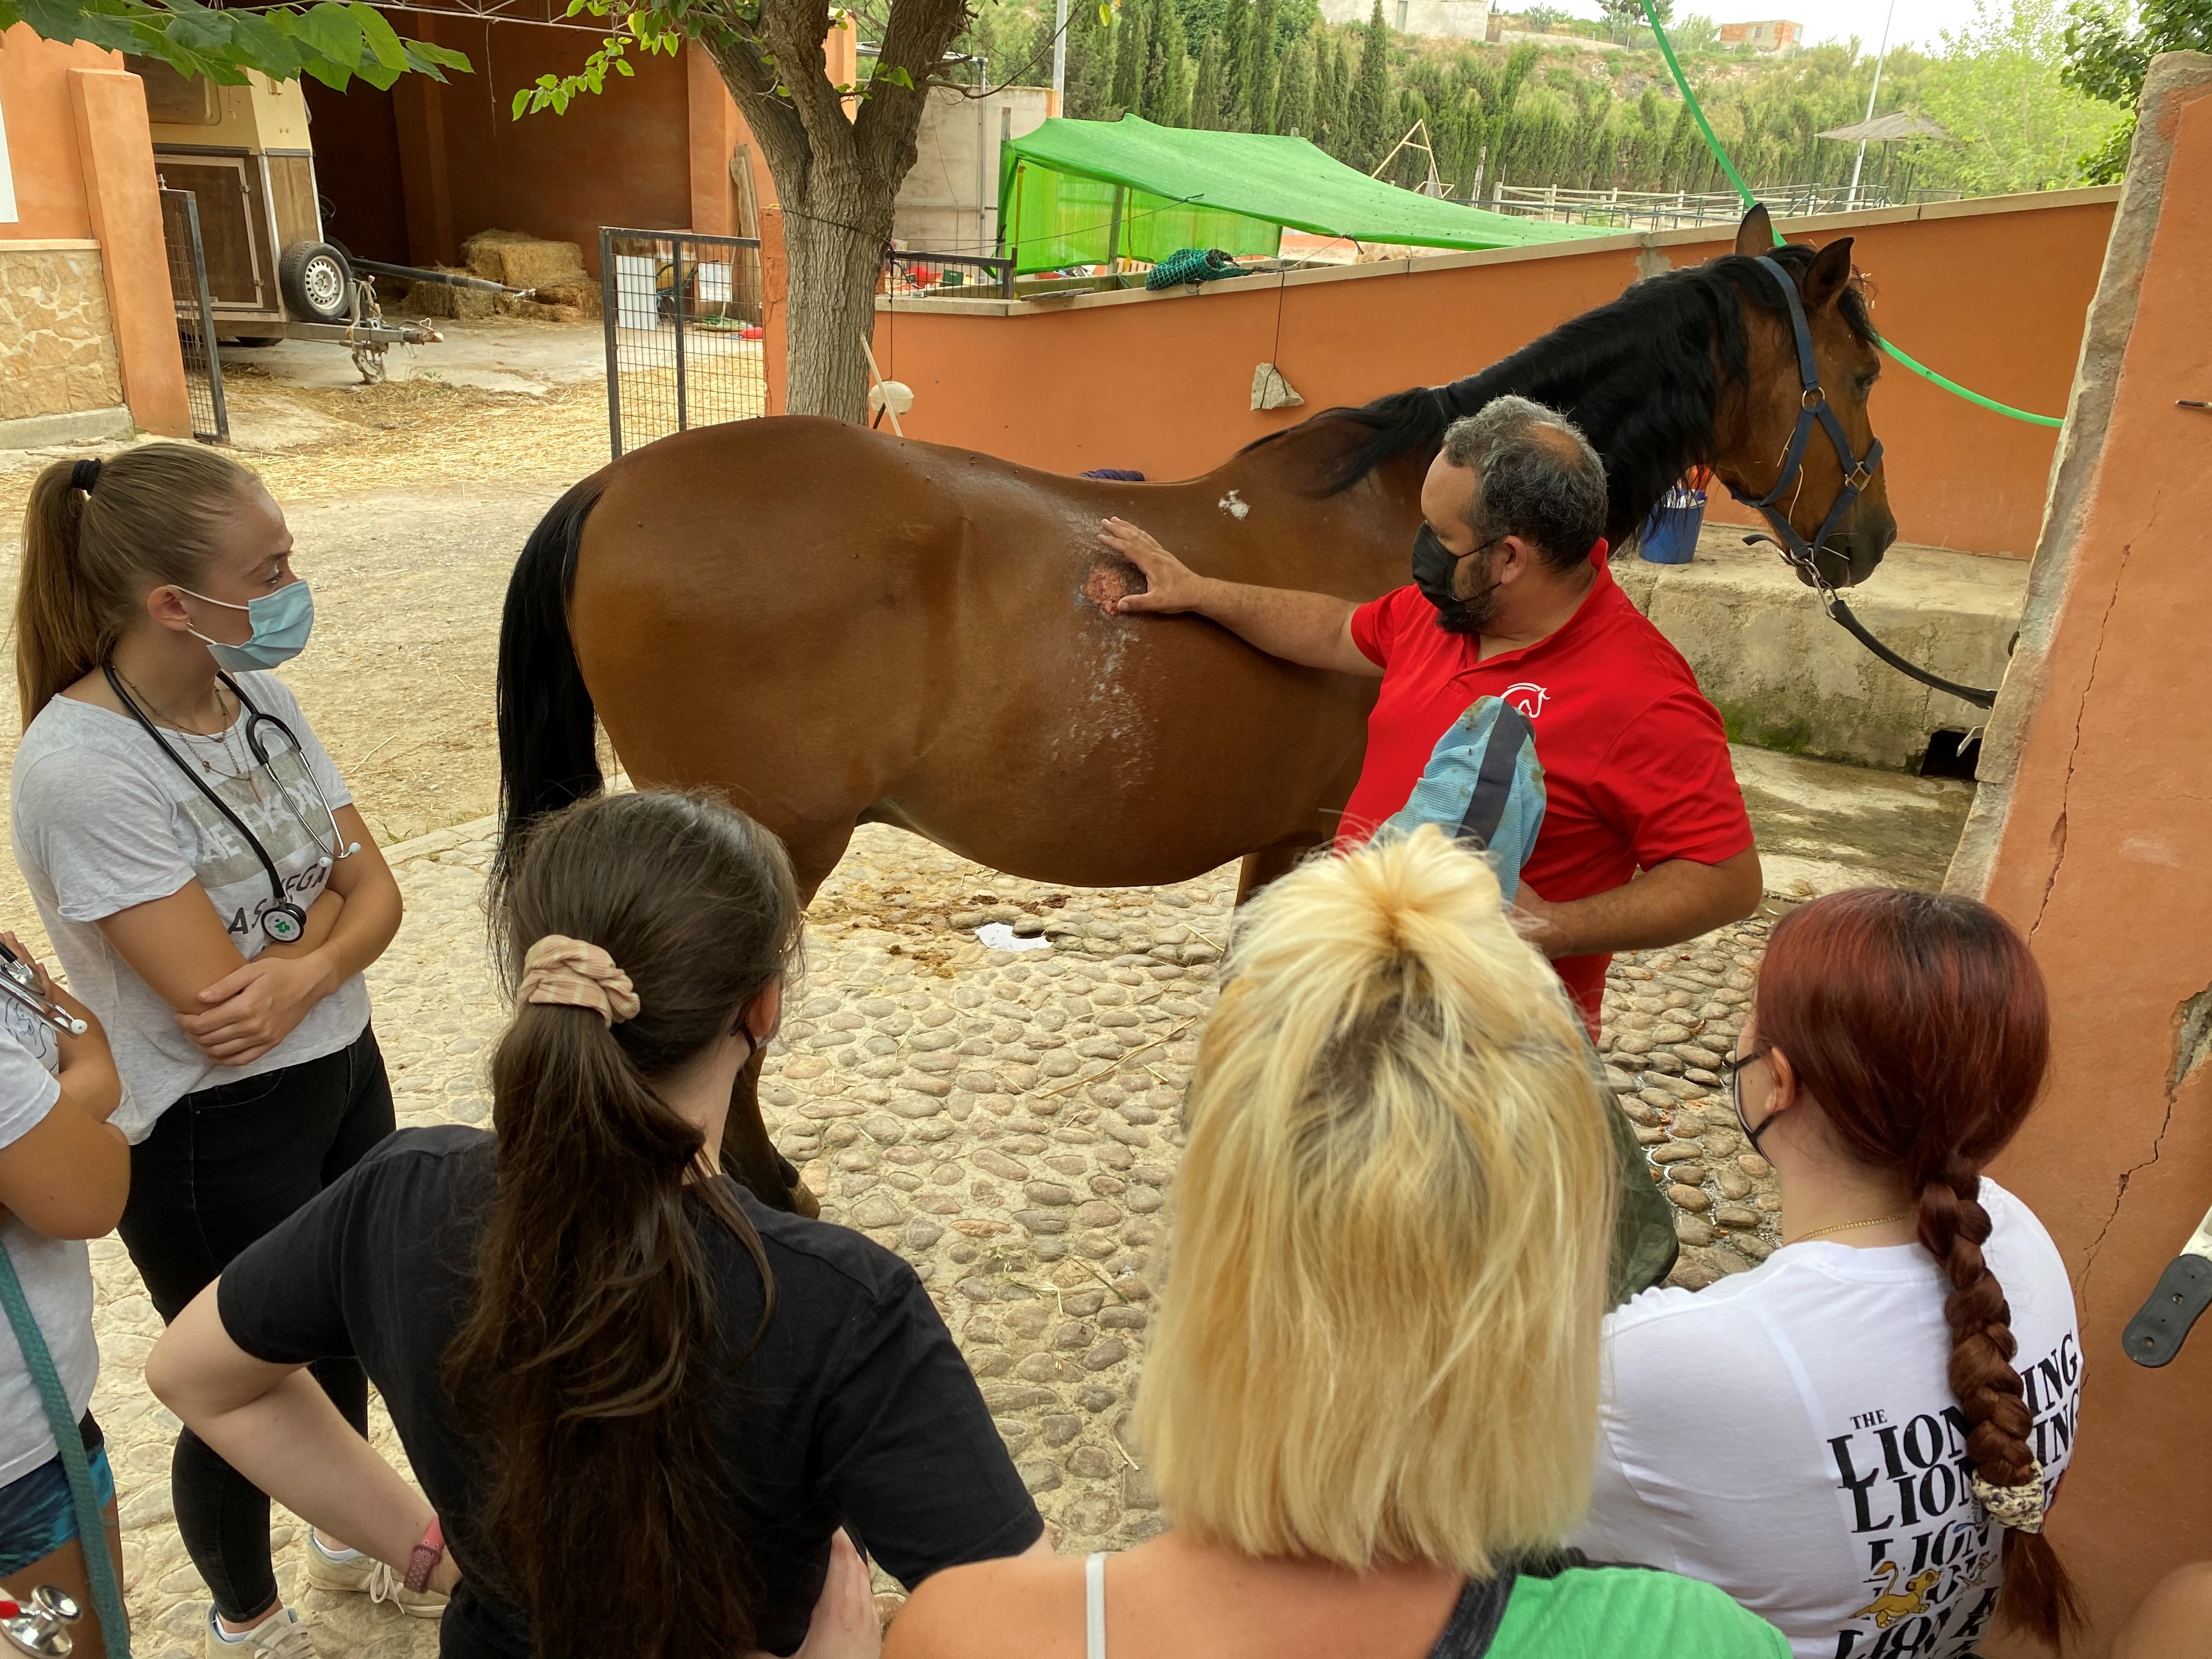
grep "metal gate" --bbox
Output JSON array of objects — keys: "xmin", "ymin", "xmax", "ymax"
[
  {"xmin": 600, "ymin": 228, "xmax": 765, "ymax": 459},
  {"xmin": 157, "ymin": 188, "xmax": 229, "ymax": 444}
]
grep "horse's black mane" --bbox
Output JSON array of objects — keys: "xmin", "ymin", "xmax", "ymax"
[{"xmin": 1249, "ymin": 242, "xmax": 1880, "ymax": 546}]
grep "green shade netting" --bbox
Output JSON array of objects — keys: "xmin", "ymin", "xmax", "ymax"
[{"xmin": 997, "ymin": 116, "xmax": 1604, "ymax": 275}]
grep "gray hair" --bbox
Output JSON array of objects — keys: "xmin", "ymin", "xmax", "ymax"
[{"xmin": 1438, "ymin": 396, "xmax": 1607, "ymax": 572}]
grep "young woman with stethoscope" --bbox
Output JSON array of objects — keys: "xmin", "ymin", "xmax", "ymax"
[{"xmin": 9, "ymin": 445, "xmax": 416, "ymax": 1659}]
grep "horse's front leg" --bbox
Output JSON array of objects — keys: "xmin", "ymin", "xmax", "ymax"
[{"xmin": 721, "ymin": 1041, "xmax": 818, "ymax": 1216}]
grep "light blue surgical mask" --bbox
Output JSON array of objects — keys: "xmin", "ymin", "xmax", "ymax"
[{"xmin": 177, "ymin": 581, "xmax": 314, "ymax": 672}]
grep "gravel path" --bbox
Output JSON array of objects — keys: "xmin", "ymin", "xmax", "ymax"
[{"xmin": 88, "ymin": 816, "xmax": 1777, "ymax": 1656}]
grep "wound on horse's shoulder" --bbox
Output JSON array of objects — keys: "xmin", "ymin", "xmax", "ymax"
[{"xmin": 1084, "ymin": 558, "xmax": 1148, "ymax": 610}]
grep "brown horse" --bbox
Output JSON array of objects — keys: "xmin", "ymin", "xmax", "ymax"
[{"xmin": 495, "ymin": 208, "xmax": 1895, "ymax": 1210}]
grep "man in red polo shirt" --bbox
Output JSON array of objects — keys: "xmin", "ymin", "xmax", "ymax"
[{"xmin": 1097, "ymin": 394, "xmax": 1759, "ymax": 1032}]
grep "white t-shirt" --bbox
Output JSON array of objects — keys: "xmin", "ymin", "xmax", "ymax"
[
  {"xmin": 1572, "ymin": 1181, "xmax": 2080, "ymax": 1659},
  {"xmin": 10, "ymin": 672, "xmax": 369, "ymax": 1142},
  {"xmin": 0, "ymin": 1015, "xmax": 100, "ymax": 1487}
]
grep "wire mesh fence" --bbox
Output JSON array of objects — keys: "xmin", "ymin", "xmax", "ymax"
[
  {"xmin": 157, "ymin": 188, "xmax": 229, "ymax": 444},
  {"xmin": 600, "ymin": 228, "xmax": 768, "ymax": 459},
  {"xmin": 882, "ymin": 250, "xmax": 1016, "ymax": 299}
]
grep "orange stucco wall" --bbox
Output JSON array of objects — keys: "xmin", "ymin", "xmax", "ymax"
[
  {"xmin": 1, "ymin": 27, "xmax": 110, "ymax": 239},
  {"xmin": 1957, "ymin": 59, "xmax": 2212, "ymax": 1654},
  {"xmin": 0, "ymin": 27, "xmax": 188, "ymax": 436},
  {"xmin": 864, "ymin": 191, "xmax": 2115, "ymax": 560}
]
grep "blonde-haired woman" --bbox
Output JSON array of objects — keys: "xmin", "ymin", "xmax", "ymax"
[{"xmin": 886, "ymin": 827, "xmax": 1786, "ymax": 1659}]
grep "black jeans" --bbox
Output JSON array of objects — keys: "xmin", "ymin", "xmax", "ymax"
[{"xmin": 117, "ymin": 1025, "xmax": 393, "ymax": 1623}]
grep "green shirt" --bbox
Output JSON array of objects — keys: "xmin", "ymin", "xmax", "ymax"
[{"xmin": 1477, "ymin": 1557, "xmax": 1790, "ymax": 1658}]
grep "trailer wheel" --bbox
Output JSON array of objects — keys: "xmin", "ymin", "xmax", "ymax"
[
  {"xmin": 279, "ymin": 241, "xmax": 354, "ymax": 323},
  {"xmin": 225, "ymin": 337, "xmax": 284, "ymax": 348}
]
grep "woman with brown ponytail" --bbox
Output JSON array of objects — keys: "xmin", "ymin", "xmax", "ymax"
[
  {"xmin": 145, "ymin": 790, "xmax": 1046, "ymax": 1659},
  {"xmin": 1571, "ymin": 888, "xmax": 2081, "ymax": 1658},
  {"xmin": 12, "ymin": 446, "xmax": 408, "ymax": 1656}
]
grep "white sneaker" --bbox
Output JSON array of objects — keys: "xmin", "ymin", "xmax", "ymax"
[
  {"xmin": 303, "ymin": 1530, "xmax": 448, "ymax": 1618},
  {"xmin": 203, "ymin": 1603, "xmax": 317, "ymax": 1659}
]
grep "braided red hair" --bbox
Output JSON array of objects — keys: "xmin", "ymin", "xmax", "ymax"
[{"xmin": 1757, "ymin": 888, "xmax": 2079, "ymax": 1648}]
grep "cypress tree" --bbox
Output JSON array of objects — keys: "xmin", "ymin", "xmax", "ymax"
[
  {"xmin": 1276, "ymin": 37, "xmax": 1313, "ymax": 138},
  {"xmin": 1068, "ymin": 0, "xmax": 1117, "ymax": 119},
  {"xmin": 1153, "ymin": 0, "xmax": 1193, "ymax": 125},
  {"xmin": 1220, "ymin": 0, "xmax": 1250, "ymax": 129},
  {"xmin": 1314, "ymin": 32, "xmax": 1346, "ymax": 154},
  {"xmin": 1350, "ymin": 0, "xmax": 1393, "ymax": 170},
  {"xmin": 1109, "ymin": 1, "xmax": 1147, "ymax": 116},
  {"xmin": 1142, "ymin": 0, "xmax": 1169, "ymax": 118},
  {"xmin": 1245, "ymin": 0, "xmax": 1279, "ymax": 131},
  {"xmin": 1190, "ymin": 30, "xmax": 1224, "ymax": 129}
]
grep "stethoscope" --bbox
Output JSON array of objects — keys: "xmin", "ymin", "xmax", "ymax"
[
  {"xmin": 102, "ymin": 663, "xmax": 360, "ymax": 945},
  {"xmin": 0, "ymin": 940, "xmax": 84, "ymax": 1039}
]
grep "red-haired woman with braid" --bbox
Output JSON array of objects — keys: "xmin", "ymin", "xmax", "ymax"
[{"xmin": 1572, "ymin": 888, "xmax": 2081, "ymax": 1658}]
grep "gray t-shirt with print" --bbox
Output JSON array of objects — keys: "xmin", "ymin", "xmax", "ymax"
[
  {"xmin": 10, "ymin": 672, "xmax": 369, "ymax": 1143},
  {"xmin": 0, "ymin": 1015, "xmax": 100, "ymax": 1487}
]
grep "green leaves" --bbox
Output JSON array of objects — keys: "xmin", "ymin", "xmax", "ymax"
[{"xmin": 0, "ymin": 0, "xmax": 472, "ymax": 90}]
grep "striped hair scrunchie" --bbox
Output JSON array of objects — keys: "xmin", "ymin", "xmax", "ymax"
[{"xmin": 517, "ymin": 935, "xmax": 640, "ymax": 1027}]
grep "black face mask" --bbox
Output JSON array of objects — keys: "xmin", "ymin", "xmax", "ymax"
[{"xmin": 1412, "ymin": 525, "xmax": 1500, "ymax": 635}]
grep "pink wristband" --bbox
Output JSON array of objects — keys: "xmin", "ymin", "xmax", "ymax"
[{"xmin": 405, "ymin": 1517, "xmax": 445, "ymax": 1594}]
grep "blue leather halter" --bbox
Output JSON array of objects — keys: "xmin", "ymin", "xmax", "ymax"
[
  {"xmin": 1731, "ymin": 255, "xmax": 1997, "ymax": 711},
  {"xmin": 1729, "ymin": 255, "xmax": 1882, "ymax": 576}
]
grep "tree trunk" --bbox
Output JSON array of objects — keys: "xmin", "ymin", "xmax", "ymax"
[
  {"xmin": 702, "ymin": 0, "xmax": 972, "ymax": 426},
  {"xmin": 778, "ymin": 165, "xmax": 895, "ymax": 424}
]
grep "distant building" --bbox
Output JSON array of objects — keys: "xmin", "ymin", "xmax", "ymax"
[
  {"xmin": 1719, "ymin": 19, "xmax": 1803, "ymax": 52},
  {"xmin": 1319, "ymin": 0, "xmax": 1492, "ymax": 43}
]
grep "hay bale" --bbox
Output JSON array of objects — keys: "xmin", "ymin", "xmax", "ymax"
[
  {"xmin": 400, "ymin": 276, "xmax": 496, "ymax": 321},
  {"xmin": 505, "ymin": 298, "xmax": 586, "ymax": 325},
  {"xmin": 527, "ymin": 279, "xmax": 602, "ymax": 318},
  {"xmin": 460, "ymin": 229, "xmax": 587, "ymax": 291}
]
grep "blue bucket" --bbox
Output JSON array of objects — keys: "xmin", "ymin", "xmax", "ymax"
[{"xmin": 1638, "ymin": 488, "xmax": 1707, "ymax": 565}]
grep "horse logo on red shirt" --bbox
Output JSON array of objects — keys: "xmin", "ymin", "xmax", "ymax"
[{"xmin": 1504, "ymin": 682, "xmax": 1550, "ymax": 719}]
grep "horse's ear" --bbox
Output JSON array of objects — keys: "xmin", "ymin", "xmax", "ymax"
[
  {"xmin": 1734, "ymin": 204, "xmax": 1774, "ymax": 257},
  {"xmin": 1803, "ymin": 236, "xmax": 1855, "ymax": 312}
]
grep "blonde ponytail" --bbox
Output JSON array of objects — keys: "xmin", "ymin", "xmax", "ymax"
[
  {"xmin": 1140, "ymin": 825, "xmax": 1616, "ymax": 1577},
  {"xmin": 13, "ymin": 444, "xmax": 259, "ymax": 727}
]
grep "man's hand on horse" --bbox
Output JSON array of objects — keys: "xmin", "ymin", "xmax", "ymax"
[{"xmin": 1095, "ymin": 518, "xmax": 1207, "ymax": 617}]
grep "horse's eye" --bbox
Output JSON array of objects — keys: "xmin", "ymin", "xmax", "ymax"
[{"xmin": 1854, "ymin": 374, "xmax": 1878, "ymax": 398}]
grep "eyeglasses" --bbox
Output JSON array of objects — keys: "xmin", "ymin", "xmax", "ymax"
[{"xmin": 1720, "ymin": 1048, "xmax": 1774, "ymax": 1153}]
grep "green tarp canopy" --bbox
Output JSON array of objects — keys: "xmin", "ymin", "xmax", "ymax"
[{"xmin": 997, "ymin": 115, "xmax": 1602, "ymax": 275}]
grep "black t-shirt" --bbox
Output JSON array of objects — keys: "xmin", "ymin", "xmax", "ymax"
[{"xmin": 218, "ymin": 1126, "xmax": 1042, "ymax": 1657}]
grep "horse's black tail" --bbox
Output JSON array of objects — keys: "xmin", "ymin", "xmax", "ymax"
[{"xmin": 494, "ymin": 476, "xmax": 606, "ymax": 896}]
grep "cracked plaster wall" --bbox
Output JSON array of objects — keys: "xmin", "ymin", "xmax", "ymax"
[{"xmin": 1945, "ymin": 52, "xmax": 2212, "ymax": 1656}]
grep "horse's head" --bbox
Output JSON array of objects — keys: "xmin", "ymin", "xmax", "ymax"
[{"xmin": 1717, "ymin": 207, "xmax": 1897, "ymax": 590}]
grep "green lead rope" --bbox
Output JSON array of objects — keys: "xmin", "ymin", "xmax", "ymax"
[
  {"xmin": 1636, "ymin": 0, "xmax": 2067, "ymax": 429},
  {"xmin": 0, "ymin": 1240, "xmax": 129, "ymax": 1656}
]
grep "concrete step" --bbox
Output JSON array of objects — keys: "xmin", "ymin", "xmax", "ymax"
[
  {"xmin": 1733, "ymin": 744, "xmax": 1972, "ymax": 898},
  {"xmin": 1617, "ymin": 528, "xmax": 2028, "ymax": 772}
]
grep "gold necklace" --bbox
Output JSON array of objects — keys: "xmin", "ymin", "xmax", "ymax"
[{"xmin": 1793, "ymin": 1208, "xmax": 1915, "ymax": 1244}]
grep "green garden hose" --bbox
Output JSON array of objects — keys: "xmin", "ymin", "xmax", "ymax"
[{"xmin": 1637, "ymin": 0, "xmax": 2066, "ymax": 428}]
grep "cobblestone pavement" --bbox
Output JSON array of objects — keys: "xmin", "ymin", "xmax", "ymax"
[{"xmin": 88, "ymin": 818, "xmax": 1780, "ymax": 1656}]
